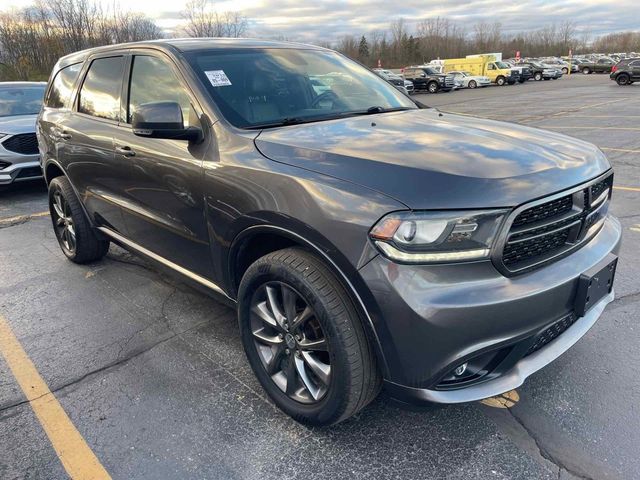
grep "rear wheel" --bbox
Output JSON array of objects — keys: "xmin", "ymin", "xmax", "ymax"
[
  {"xmin": 616, "ymin": 74, "xmax": 631, "ymax": 86},
  {"xmin": 562, "ymin": 67, "xmax": 569, "ymax": 74},
  {"xmin": 238, "ymin": 248, "xmax": 381, "ymax": 426},
  {"xmin": 48, "ymin": 176, "xmax": 109, "ymax": 263},
  {"xmin": 468, "ymin": 80, "xmax": 477, "ymax": 89},
  {"xmin": 582, "ymin": 67, "xmax": 591, "ymax": 74},
  {"xmin": 427, "ymin": 81, "xmax": 439, "ymax": 93}
]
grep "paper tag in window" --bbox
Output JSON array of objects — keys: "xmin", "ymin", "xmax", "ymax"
[{"xmin": 204, "ymin": 70, "xmax": 232, "ymax": 87}]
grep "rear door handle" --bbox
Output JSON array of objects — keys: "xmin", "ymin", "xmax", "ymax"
[{"xmin": 116, "ymin": 146, "xmax": 136, "ymax": 157}]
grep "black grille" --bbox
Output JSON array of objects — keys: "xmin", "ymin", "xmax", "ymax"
[
  {"xmin": 500, "ymin": 174, "xmax": 613, "ymax": 273},
  {"xmin": 2, "ymin": 133, "xmax": 38, "ymax": 155},
  {"xmin": 503, "ymin": 228, "xmax": 570, "ymax": 266},
  {"xmin": 0, "ymin": 160, "xmax": 10, "ymax": 170},
  {"xmin": 512, "ymin": 195, "xmax": 573, "ymax": 227},
  {"xmin": 525, "ymin": 313, "xmax": 578, "ymax": 357},
  {"xmin": 16, "ymin": 166, "xmax": 42, "ymax": 178},
  {"xmin": 590, "ymin": 177, "xmax": 612, "ymax": 203}
]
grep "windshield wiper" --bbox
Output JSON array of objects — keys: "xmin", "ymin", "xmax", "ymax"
[{"xmin": 245, "ymin": 107, "xmax": 414, "ymax": 130}]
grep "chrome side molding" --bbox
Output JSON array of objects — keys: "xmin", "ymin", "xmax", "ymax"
[{"xmin": 97, "ymin": 227, "xmax": 234, "ymax": 302}]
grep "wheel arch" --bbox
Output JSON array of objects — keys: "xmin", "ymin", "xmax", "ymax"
[{"xmin": 228, "ymin": 223, "xmax": 390, "ymax": 377}]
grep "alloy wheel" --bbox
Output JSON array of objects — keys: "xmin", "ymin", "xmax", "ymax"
[
  {"xmin": 250, "ymin": 281, "xmax": 331, "ymax": 404},
  {"xmin": 52, "ymin": 191, "xmax": 76, "ymax": 253}
]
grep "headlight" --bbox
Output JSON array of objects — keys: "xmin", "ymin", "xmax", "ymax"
[{"xmin": 369, "ymin": 210, "xmax": 508, "ymax": 263}]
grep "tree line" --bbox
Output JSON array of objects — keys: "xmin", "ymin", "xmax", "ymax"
[
  {"xmin": 0, "ymin": 0, "xmax": 247, "ymax": 80},
  {"xmin": 335, "ymin": 18, "xmax": 640, "ymax": 68},
  {"xmin": 1, "ymin": 1, "xmax": 639, "ymax": 81}
]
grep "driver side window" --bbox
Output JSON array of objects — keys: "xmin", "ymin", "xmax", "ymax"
[{"xmin": 128, "ymin": 55, "xmax": 193, "ymax": 127}]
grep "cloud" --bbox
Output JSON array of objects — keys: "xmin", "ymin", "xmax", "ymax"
[{"xmin": 6, "ymin": 0, "xmax": 640, "ymax": 40}]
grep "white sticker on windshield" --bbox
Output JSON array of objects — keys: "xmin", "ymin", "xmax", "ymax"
[{"xmin": 204, "ymin": 70, "xmax": 232, "ymax": 87}]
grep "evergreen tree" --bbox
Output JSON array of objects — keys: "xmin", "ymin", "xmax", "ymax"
[{"xmin": 358, "ymin": 35, "xmax": 370, "ymax": 60}]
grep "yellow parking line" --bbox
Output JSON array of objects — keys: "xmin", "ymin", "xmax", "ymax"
[
  {"xmin": 614, "ymin": 186, "xmax": 640, "ymax": 192},
  {"xmin": 0, "ymin": 211, "xmax": 50, "ymax": 226},
  {"xmin": 601, "ymin": 147, "xmax": 640, "ymax": 154},
  {"xmin": 544, "ymin": 126, "xmax": 640, "ymax": 131},
  {"xmin": 0, "ymin": 314, "xmax": 111, "ymax": 480}
]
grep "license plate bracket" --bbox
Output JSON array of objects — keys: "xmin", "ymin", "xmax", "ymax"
[{"xmin": 574, "ymin": 254, "xmax": 617, "ymax": 317}]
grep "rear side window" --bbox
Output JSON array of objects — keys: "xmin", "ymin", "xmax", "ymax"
[
  {"xmin": 630, "ymin": 60, "xmax": 640, "ymax": 67},
  {"xmin": 79, "ymin": 56, "xmax": 125, "ymax": 121},
  {"xmin": 128, "ymin": 55, "xmax": 192, "ymax": 126},
  {"xmin": 45, "ymin": 63, "xmax": 82, "ymax": 109}
]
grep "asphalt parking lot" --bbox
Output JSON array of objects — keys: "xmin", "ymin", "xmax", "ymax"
[{"xmin": 1, "ymin": 74, "xmax": 638, "ymax": 480}]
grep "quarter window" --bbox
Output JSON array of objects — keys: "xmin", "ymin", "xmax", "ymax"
[
  {"xmin": 78, "ymin": 56, "xmax": 125, "ymax": 121},
  {"xmin": 128, "ymin": 55, "xmax": 192, "ymax": 126},
  {"xmin": 45, "ymin": 63, "xmax": 82, "ymax": 109}
]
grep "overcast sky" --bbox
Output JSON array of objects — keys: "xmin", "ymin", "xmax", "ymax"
[{"xmin": 5, "ymin": 0, "xmax": 640, "ymax": 40}]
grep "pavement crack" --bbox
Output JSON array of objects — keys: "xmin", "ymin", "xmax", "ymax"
[
  {"xmin": 506, "ymin": 408, "xmax": 593, "ymax": 480},
  {"xmin": 0, "ymin": 319, "xmax": 209, "ymax": 415}
]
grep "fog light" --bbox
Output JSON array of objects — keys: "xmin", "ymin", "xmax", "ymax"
[{"xmin": 454, "ymin": 363, "xmax": 468, "ymax": 376}]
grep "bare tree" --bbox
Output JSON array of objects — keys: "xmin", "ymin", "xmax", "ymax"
[{"xmin": 181, "ymin": 0, "xmax": 247, "ymax": 38}]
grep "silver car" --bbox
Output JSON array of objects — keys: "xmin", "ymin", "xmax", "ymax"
[{"xmin": 0, "ymin": 82, "xmax": 46, "ymax": 187}]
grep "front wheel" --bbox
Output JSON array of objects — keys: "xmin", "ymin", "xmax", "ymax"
[
  {"xmin": 238, "ymin": 248, "xmax": 381, "ymax": 426},
  {"xmin": 48, "ymin": 176, "xmax": 109, "ymax": 263},
  {"xmin": 427, "ymin": 81, "xmax": 439, "ymax": 93},
  {"xmin": 496, "ymin": 76, "xmax": 506, "ymax": 86},
  {"xmin": 616, "ymin": 74, "xmax": 631, "ymax": 86}
]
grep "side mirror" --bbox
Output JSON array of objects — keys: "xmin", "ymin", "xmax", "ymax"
[
  {"xmin": 420, "ymin": 73, "xmax": 426, "ymax": 78},
  {"xmin": 132, "ymin": 101, "xmax": 200, "ymax": 142}
]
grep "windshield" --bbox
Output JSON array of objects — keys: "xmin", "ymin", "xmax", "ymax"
[
  {"xmin": 0, "ymin": 86, "xmax": 45, "ymax": 117},
  {"xmin": 495, "ymin": 62, "xmax": 511, "ymax": 69},
  {"xmin": 188, "ymin": 48, "xmax": 416, "ymax": 128}
]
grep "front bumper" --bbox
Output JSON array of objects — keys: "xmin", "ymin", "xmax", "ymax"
[
  {"xmin": 0, "ymin": 157, "xmax": 42, "ymax": 185},
  {"xmin": 359, "ymin": 215, "xmax": 621, "ymax": 404}
]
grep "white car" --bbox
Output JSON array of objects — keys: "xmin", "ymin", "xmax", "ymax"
[
  {"xmin": 0, "ymin": 82, "xmax": 46, "ymax": 187},
  {"xmin": 447, "ymin": 71, "xmax": 491, "ymax": 89}
]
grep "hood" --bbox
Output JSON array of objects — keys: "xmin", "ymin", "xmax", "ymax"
[
  {"xmin": 0, "ymin": 114, "xmax": 37, "ymax": 135},
  {"xmin": 255, "ymin": 109, "xmax": 610, "ymax": 210}
]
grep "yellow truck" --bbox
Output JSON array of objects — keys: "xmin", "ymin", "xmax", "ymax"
[{"xmin": 443, "ymin": 55, "xmax": 517, "ymax": 86}]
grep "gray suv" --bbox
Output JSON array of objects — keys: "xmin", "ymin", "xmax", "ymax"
[{"xmin": 37, "ymin": 39, "xmax": 620, "ymax": 425}]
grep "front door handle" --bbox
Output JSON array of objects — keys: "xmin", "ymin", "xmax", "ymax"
[
  {"xmin": 116, "ymin": 146, "xmax": 136, "ymax": 157},
  {"xmin": 53, "ymin": 128, "xmax": 71, "ymax": 140}
]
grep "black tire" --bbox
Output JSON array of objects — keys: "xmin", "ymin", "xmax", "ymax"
[
  {"xmin": 468, "ymin": 80, "xmax": 477, "ymax": 89},
  {"xmin": 518, "ymin": 79, "xmax": 526, "ymax": 83},
  {"xmin": 582, "ymin": 67, "xmax": 591, "ymax": 74},
  {"xmin": 496, "ymin": 76, "xmax": 506, "ymax": 86},
  {"xmin": 48, "ymin": 176, "xmax": 109, "ymax": 263},
  {"xmin": 238, "ymin": 247, "xmax": 381, "ymax": 426},
  {"xmin": 616, "ymin": 74, "xmax": 631, "ymax": 86},
  {"xmin": 534, "ymin": 72, "xmax": 543, "ymax": 81},
  {"xmin": 544, "ymin": 77, "xmax": 551, "ymax": 80},
  {"xmin": 562, "ymin": 67, "xmax": 568, "ymax": 74},
  {"xmin": 427, "ymin": 81, "xmax": 439, "ymax": 93}
]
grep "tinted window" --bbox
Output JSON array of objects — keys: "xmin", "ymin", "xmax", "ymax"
[
  {"xmin": 45, "ymin": 63, "xmax": 82, "ymax": 109},
  {"xmin": 0, "ymin": 85, "xmax": 45, "ymax": 117},
  {"xmin": 629, "ymin": 60, "xmax": 640, "ymax": 66},
  {"xmin": 128, "ymin": 55, "xmax": 192, "ymax": 126},
  {"xmin": 188, "ymin": 49, "xmax": 415, "ymax": 128},
  {"xmin": 79, "ymin": 56, "xmax": 125, "ymax": 120}
]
